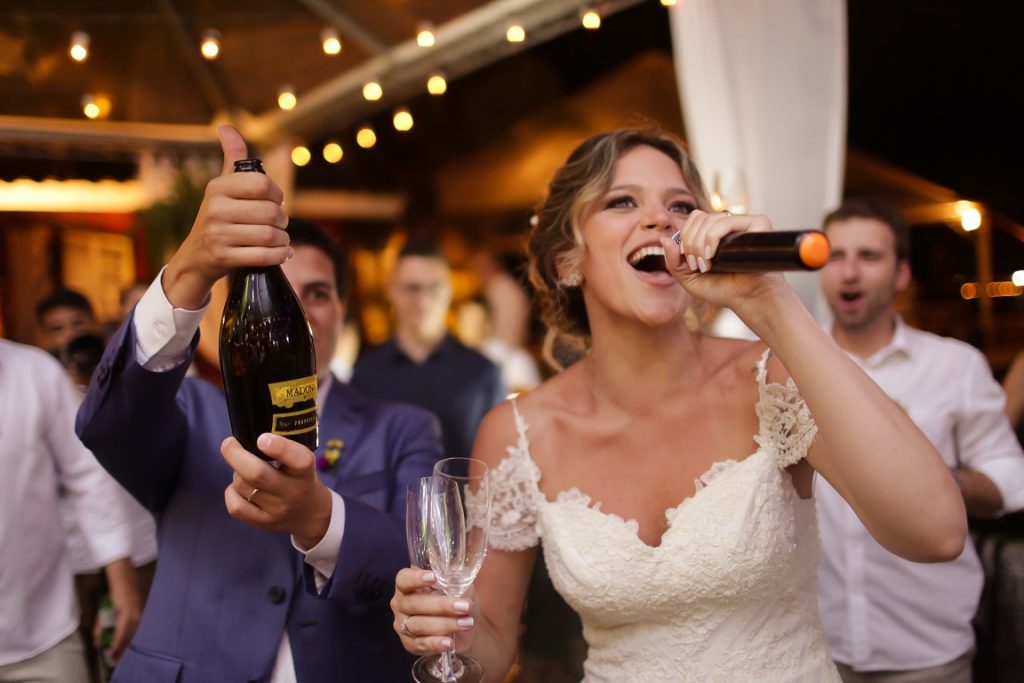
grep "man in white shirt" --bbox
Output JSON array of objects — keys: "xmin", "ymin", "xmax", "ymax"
[
  {"xmin": 816, "ymin": 198, "xmax": 1024, "ymax": 682},
  {"xmin": 0, "ymin": 339, "xmax": 140, "ymax": 683}
]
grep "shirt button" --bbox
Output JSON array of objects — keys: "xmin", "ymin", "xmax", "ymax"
[
  {"xmin": 268, "ymin": 586, "xmax": 286, "ymax": 604},
  {"xmin": 155, "ymin": 322, "xmax": 169, "ymax": 337}
]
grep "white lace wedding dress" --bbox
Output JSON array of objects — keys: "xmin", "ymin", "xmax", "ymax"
[{"xmin": 485, "ymin": 351, "xmax": 840, "ymax": 682}]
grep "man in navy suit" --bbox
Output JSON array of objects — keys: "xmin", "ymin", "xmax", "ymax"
[{"xmin": 76, "ymin": 126, "xmax": 441, "ymax": 682}]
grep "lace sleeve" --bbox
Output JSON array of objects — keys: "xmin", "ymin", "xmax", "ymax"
[
  {"xmin": 484, "ymin": 401, "xmax": 542, "ymax": 552},
  {"xmin": 752, "ymin": 349, "xmax": 818, "ymax": 468}
]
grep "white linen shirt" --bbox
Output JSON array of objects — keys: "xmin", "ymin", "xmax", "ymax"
[
  {"xmin": 816, "ymin": 317, "xmax": 1024, "ymax": 672},
  {"xmin": 133, "ymin": 274, "xmax": 346, "ymax": 683},
  {"xmin": 0, "ymin": 339, "xmax": 133, "ymax": 666}
]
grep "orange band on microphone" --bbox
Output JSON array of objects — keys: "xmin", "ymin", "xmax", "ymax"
[{"xmin": 798, "ymin": 232, "xmax": 830, "ymax": 269}]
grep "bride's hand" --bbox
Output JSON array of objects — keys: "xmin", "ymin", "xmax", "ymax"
[
  {"xmin": 661, "ymin": 210, "xmax": 789, "ymax": 312},
  {"xmin": 391, "ymin": 568, "xmax": 478, "ymax": 656}
]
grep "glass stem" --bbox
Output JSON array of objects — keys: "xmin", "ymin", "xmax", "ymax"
[{"xmin": 439, "ymin": 647, "xmax": 456, "ymax": 682}]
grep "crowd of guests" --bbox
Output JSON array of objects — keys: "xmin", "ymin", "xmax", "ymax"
[{"xmin": 2, "ymin": 123, "xmax": 1023, "ymax": 683}]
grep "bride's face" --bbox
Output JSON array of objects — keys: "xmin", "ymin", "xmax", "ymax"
[{"xmin": 577, "ymin": 144, "xmax": 696, "ymax": 329}]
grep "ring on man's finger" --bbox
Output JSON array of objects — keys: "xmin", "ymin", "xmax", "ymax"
[
  {"xmin": 246, "ymin": 487, "xmax": 260, "ymax": 504},
  {"xmin": 400, "ymin": 617, "xmax": 416, "ymax": 638}
]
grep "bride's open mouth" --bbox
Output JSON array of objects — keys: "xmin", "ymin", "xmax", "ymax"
[{"xmin": 628, "ymin": 245, "xmax": 669, "ymax": 274}]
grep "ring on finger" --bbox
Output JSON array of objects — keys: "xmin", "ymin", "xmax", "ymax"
[
  {"xmin": 246, "ymin": 487, "xmax": 260, "ymax": 504},
  {"xmin": 400, "ymin": 617, "xmax": 416, "ymax": 638},
  {"xmin": 721, "ymin": 209, "xmax": 732, "ymax": 216}
]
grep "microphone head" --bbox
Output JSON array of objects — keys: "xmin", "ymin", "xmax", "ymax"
[{"xmin": 797, "ymin": 231, "xmax": 830, "ymax": 269}]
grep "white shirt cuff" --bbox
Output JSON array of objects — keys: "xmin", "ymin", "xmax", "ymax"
[
  {"xmin": 133, "ymin": 267, "xmax": 209, "ymax": 371},
  {"xmin": 971, "ymin": 455, "xmax": 1024, "ymax": 514},
  {"xmin": 292, "ymin": 489, "xmax": 346, "ymax": 592}
]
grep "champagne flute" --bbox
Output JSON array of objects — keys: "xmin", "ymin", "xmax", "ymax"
[
  {"xmin": 411, "ymin": 458, "xmax": 491, "ymax": 683},
  {"xmin": 407, "ymin": 476, "xmax": 432, "ymax": 569}
]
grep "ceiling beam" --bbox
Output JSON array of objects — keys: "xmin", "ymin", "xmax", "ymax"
[
  {"xmin": 292, "ymin": 0, "xmax": 389, "ymax": 55},
  {"xmin": 0, "ymin": 115, "xmax": 218, "ymax": 149}
]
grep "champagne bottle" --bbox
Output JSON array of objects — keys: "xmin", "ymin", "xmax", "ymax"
[{"xmin": 219, "ymin": 158, "xmax": 318, "ymax": 457}]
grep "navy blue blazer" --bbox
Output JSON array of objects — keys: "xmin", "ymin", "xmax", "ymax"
[{"xmin": 76, "ymin": 317, "xmax": 441, "ymax": 682}]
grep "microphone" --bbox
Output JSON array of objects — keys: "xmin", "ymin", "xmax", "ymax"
[{"xmin": 670, "ymin": 229, "xmax": 830, "ymax": 272}]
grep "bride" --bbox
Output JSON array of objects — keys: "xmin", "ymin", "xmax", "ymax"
[{"xmin": 389, "ymin": 128, "xmax": 966, "ymax": 681}]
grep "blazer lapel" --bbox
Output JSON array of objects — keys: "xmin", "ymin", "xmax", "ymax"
[{"xmin": 313, "ymin": 378, "xmax": 368, "ymax": 492}]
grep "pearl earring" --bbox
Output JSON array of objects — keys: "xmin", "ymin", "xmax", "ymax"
[{"xmin": 559, "ymin": 271, "xmax": 582, "ymax": 288}]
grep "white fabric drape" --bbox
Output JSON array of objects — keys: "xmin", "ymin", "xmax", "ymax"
[{"xmin": 669, "ymin": 0, "xmax": 847, "ymax": 322}]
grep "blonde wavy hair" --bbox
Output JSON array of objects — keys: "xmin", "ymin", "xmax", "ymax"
[{"xmin": 527, "ymin": 128, "xmax": 712, "ymax": 355}]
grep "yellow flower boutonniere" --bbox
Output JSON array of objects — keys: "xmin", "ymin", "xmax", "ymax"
[{"xmin": 317, "ymin": 438, "xmax": 344, "ymax": 471}]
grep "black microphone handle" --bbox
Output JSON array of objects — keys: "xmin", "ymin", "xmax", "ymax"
[{"xmin": 671, "ymin": 230, "xmax": 830, "ymax": 272}]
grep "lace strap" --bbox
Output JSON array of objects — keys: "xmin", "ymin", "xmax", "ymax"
[
  {"xmin": 753, "ymin": 349, "xmax": 818, "ymax": 468},
  {"xmin": 485, "ymin": 398, "xmax": 543, "ymax": 552}
]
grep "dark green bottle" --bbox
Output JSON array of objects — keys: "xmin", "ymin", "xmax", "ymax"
[{"xmin": 219, "ymin": 158, "xmax": 318, "ymax": 457}]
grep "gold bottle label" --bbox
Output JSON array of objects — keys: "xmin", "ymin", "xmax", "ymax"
[
  {"xmin": 271, "ymin": 406, "xmax": 318, "ymax": 436},
  {"xmin": 267, "ymin": 376, "xmax": 318, "ymax": 409}
]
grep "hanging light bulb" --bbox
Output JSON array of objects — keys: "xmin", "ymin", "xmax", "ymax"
[
  {"xmin": 362, "ymin": 81, "xmax": 383, "ymax": 101},
  {"xmin": 506, "ymin": 22, "xmax": 526, "ymax": 43},
  {"xmin": 321, "ymin": 27, "xmax": 342, "ymax": 55},
  {"xmin": 81, "ymin": 93, "xmax": 111, "ymax": 119},
  {"xmin": 393, "ymin": 107, "xmax": 414, "ymax": 132},
  {"xmin": 69, "ymin": 31, "xmax": 90, "ymax": 62},
  {"xmin": 580, "ymin": 9, "xmax": 601, "ymax": 30},
  {"xmin": 291, "ymin": 145, "xmax": 311, "ymax": 166},
  {"xmin": 956, "ymin": 200, "xmax": 981, "ymax": 231},
  {"xmin": 277, "ymin": 84, "xmax": 297, "ymax": 111},
  {"xmin": 426, "ymin": 73, "xmax": 448, "ymax": 95},
  {"xmin": 200, "ymin": 30, "xmax": 221, "ymax": 60},
  {"xmin": 356, "ymin": 125, "xmax": 377, "ymax": 149},
  {"xmin": 82, "ymin": 95, "xmax": 99, "ymax": 119},
  {"xmin": 416, "ymin": 21, "xmax": 435, "ymax": 47},
  {"xmin": 323, "ymin": 141, "xmax": 343, "ymax": 163}
]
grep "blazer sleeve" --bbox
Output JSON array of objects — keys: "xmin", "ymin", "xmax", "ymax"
[
  {"xmin": 305, "ymin": 406, "xmax": 441, "ymax": 604},
  {"xmin": 75, "ymin": 314, "xmax": 196, "ymax": 513}
]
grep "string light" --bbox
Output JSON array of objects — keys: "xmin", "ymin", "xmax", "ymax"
[
  {"xmin": 200, "ymin": 30, "xmax": 221, "ymax": 60},
  {"xmin": 660, "ymin": 0, "xmax": 678, "ymax": 6},
  {"xmin": 277, "ymin": 84, "xmax": 297, "ymax": 111},
  {"xmin": 356, "ymin": 125, "xmax": 377, "ymax": 149},
  {"xmin": 69, "ymin": 31, "xmax": 90, "ymax": 62},
  {"xmin": 427, "ymin": 73, "xmax": 448, "ymax": 95},
  {"xmin": 393, "ymin": 107, "xmax": 414, "ymax": 132},
  {"xmin": 506, "ymin": 23, "xmax": 526, "ymax": 43},
  {"xmin": 956, "ymin": 200, "xmax": 981, "ymax": 231},
  {"xmin": 321, "ymin": 27, "xmax": 342, "ymax": 55},
  {"xmin": 291, "ymin": 145, "xmax": 311, "ymax": 166},
  {"xmin": 81, "ymin": 94, "xmax": 111, "ymax": 120},
  {"xmin": 323, "ymin": 141, "xmax": 343, "ymax": 163},
  {"xmin": 362, "ymin": 81, "xmax": 383, "ymax": 101},
  {"xmin": 416, "ymin": 22, "xmax": 435, "ymax": 47},
  {"xmin": 580, "ymin": 9, "xmax": 601, "ymax": 30},
  {"xmin": 1012, "ymin": 270, "xmax": 1024, "ymax": 287}
]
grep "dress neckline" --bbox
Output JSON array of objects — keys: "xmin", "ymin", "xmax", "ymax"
[
  {"xmin": 503, "ymin": 348, "xmax": 815, "ymax": 550},
  {"xmin": 508, "ymin": 397, "xmax": 774, "ymax": 550}
]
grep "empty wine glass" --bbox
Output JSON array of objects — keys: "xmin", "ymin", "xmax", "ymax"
[
  {"xmin": 410, "ymin": 457, "xmax": 491, "ymax": 683},
  {"xmin": 407, "ymin": 476, "xmax": 432, "ymax": 570}
]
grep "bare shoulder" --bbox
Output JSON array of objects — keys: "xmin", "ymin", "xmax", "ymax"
[
  {"xmin": 472, "ymin": 372, "xmax": 577, "ymax": 468},
  {"xmin": 473, "ymin": 400, "xmax": 520, "ymax": 469},
  {"xmin": 700, "ymin": 335, "xmax": 771, "ymax": 385}
]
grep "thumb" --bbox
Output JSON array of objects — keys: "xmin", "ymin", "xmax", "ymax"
[
  {"xmin": 217, "ymin": 124, "xmax": 249, "ymax": 176},
  {"xmin": 257, "ymin": 432, "xmax": 312, "ymax": 471}
]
